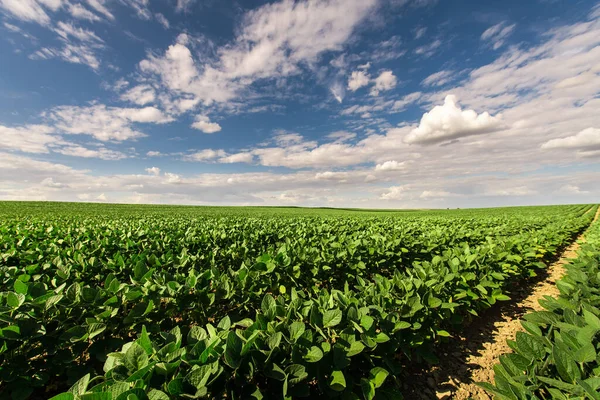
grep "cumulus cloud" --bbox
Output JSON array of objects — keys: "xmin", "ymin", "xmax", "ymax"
[
  {"xmin": 145, "ymin": 167, "xmax": 160, "ymax": 175},
  {"xmin": 380, "ymin": 185, "xmax": 407, "ymax": 200},
  {"xmin": 375, "ymin": 160, "xmax": 407, "ymax": 171},
  {"xmin": 146, "ymin": 151, "xmax": 162, "ymax": 157},
  {"xmin": 404, "ymin": 95, "xmax": 503, "ymax": 144},
  {"xmin": 183, "ymin": 149, "xmax": 226, "ymax": 162},
  {"xmin": 370, "ymin": 70, "xmax": 397, "ymax": 96},
  {"xmin": 481, "ymin": 22, "xmax": 516, "ymax": 50},
  {"xmin": 347, "ymin": 70, "xmax": 370, "ymax": 91},
  {"xmin": 219, "ymin": 152, "xmax": 255, "ymax": 164},
  {"xmin": 47, "ymin": 104, "xmax": 173, "ymax": 141},
  {"xmin": 541, "ymin": 127, "xmax": 600, "ymax": 150},
  {"xmin": 191, "ymin": 115, "xmax": 222, "ymax": 133}
]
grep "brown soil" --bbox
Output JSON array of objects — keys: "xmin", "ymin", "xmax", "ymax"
[{"xmin": 403, "ymin": 206, "xmax": 600, "ymax": 400}]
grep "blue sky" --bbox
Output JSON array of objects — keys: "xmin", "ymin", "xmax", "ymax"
[{"xmin": 0, "ymin": 0, "xmax": 599, "ymax": 207}]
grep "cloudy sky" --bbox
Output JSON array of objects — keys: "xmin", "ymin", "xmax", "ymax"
[{"xmin": 0, "ymin": 0, "xmax": 599, "ymax": 208}]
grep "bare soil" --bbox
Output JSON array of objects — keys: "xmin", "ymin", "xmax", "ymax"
[{"xmin": 402, "ymin": 207, "xmax": 600, "ymax": 400}]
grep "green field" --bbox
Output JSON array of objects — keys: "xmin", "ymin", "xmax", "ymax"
[{"xmin": 0, "ymin": 202, "xmax": 598, "ymax": 399}]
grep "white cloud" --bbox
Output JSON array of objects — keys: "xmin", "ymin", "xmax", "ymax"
[
  {"xmin": 420, "ymin": 190, "xmax": 455, "ymax": 199},
  {"xmin": 120, "ymin": 0, "xmax": 151, "ymax": 19},
  {"xmin": 380, "ymin": 185, "xmax": 408, "ymax": 200},
  {"xmin": 414, "ymin": 39, "xmax": 441, "ymax": 57},
  {"xmin": 176, "ymin": 0, "xmax": 195, "ymax": 12},
  {"xmin": 28, "ymin": 21, "xmax": 105, "ymax": 70},
  {"xmin": 120, "ymin": 85, "xmax": 156, "ymax": 106},
  {"xmin": 422, "ymin": 69, "xmax": 454, "ymax": 87},
  {"xmin": 375, "ymin": 160, "xmax": 407, "ymax": 171},
  {"xmin": 145, "ymin": 167, "xmax": 161, "ymax": 175},
  {"xmin": 330, "ymin": 81, "xmax": 345, "ymax": 103},
  {"xmin": 326, "ymin": 131, "xmax": 356, "ymax": 142},
  {"xmin": 357, "ymin": 62, "xmax": 371, "ymax": 70},
  {"xmin": 54, "ymin": 145, "xmax": 127, "ymax": 160},
  {"xmin": 47, "ymin": 104, "xmax": 173, "ymax": 141},
  {"xmin": 146, "ymin": 151, "xmax": 162, "ymax": 157},
  {"xmin": 191, "ymin": 115, "xmax": 221, "ymax": 133},
  {"xmin": 183, "ymin": 149, "xmax": 226, "ymax": 162},
  {"xmin": 86, "ymin": 0, "xmax": 114, "ymax": 20},
  {"xmin": 155, "ymin": 13, "xmax": 169, "ymax": 28},
  {"xmin": 485, "ymin": 186, "xmax": 536, "ymax": 197},
  {"xmin": 54, "ymin": 21, "xmax": 103, "ymax": 43},
  {"xmin": 0, "ymin": 124, "xmax": 58, "ymax": 153},
  {"xmin": 556, "ymin": 184, "xmax": 589, "ymax": 194},
  {"xmin": 347, "ymin": 70, "xmax": 370, "ymax": 91},
  {"xmin": 41, "ymin": 177, "xmax": 67, "ymax": 188},
  {"xmin": 541, "ymin": 128, "xmax": 600, "ymax": 150},
  {"xmin": 404, "ymin": 95, "xmax": 503, "ymax": 144},
  {"xmin": 0, "ymin": 0, "xmax": 56, "ymax": 25},
  {"xmin": 139, "ymin": 0, "xmax": 378, "ymax": 110},
  {"xmin": 219, "ymin": 152, "xmax": 255, "ymax": 164},
  {"xmin": 68, "ymin": 3, "xmax": 101, "ymax": 22},
  {"xmin": 370, "ymin": 70, "xmax": 397, "ymax": 96},
  {"xmin": 481, "ymin": 22, "xmax": 516, "ymax": 50},
  {"xmin": 414, "ymin": 26, "xmax": 427, "ymax": 39}
]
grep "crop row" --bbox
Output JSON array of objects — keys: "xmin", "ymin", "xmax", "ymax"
[
  {"xmin": 0, "ymin": 204, "xmax": 596, "ymax": 399},
  {"xmin": 481, "ymin": 210, "xmax": 600, "ymax": 399}
]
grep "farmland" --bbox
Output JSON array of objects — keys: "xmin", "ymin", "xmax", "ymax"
[{"xmin": 0, "ymin": 202, "xmax": 598, "ymax": 399}]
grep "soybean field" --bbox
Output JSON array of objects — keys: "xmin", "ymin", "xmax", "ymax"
[{"xmin": 0, "ymin": 202, "xmax": 598, "ymax": 400}]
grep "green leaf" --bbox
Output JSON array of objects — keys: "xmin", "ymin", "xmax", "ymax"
[
  {"xmin": 304, "ymin": 346, "xmax": 323, "ymax": 363},
  {"xmin": 347, "ymin": 341, "xmax": 365, "ymax": 357},
  {"xmin": 573, "ymin": 343, "xmax": 596, "ymax": 363},
  {"xmin": 577, "ymin": 379, "xmax": 600, "ymax": 400},
  {"xmin": 360, "ymin": 315, "xmax": 374, "ymax": 331},
  {"xmin": 186, "ymin": 365, "xmax": 212, "ymax": 389},
  {"xmin": 323, "ymin": 309, "xmax": 343, "ymax": 328},
  {"xmin": 80, "ymin": 394, "xmax": 111, "ymax": 400},
  {"xmin": 288, "ymin": 321, "xmax": 305, "ymax": 342},
  {"xmin": 515, "ymin": 332, "xmax": 545, "ymax": 361},
  {"xmin": 13, "ymin": 280, "xmax": 28, "ymax": 295},
  {"xmin": 125, "ymin": 343, "xmax": 149, "ymax": 372},
  {"xmin": 268, "ymin": 332, "xmax": 283, "ymax": 350},
  {"xmin": 369, "ymin": 367, "xmax": 389, "ymax": 388},
  {"xmin": 7, "ymin": 292, "xmax": 25, "ymax": 308},
  {"xmin": 553, "ymin": 345, "xmax": 581, "ymax": 383},
  {"xmin": 136, "ymin": 326, "xmax": 153, "ymax": 355},
  {"xmin": 167, "ymin": 378, "xmax": 184, "ymax": 395},
  {"xmin": 224, "ymin": 331, "xmax": 243, "ymax": 369},
  {"xmin": 217, "ymin": 316, "xmax": 231, "ymax": 331},
  {"xmin": 329, "ymin": 370, "xmax": 346, "ymax": 391},
  {"xmin": 69, "ymin": 373, "xmax": 91, "ymax": 396},
  {"xmin": 147, "ymin": 390, "xmax": 170, "ymax": 400},
  {"xmin": 49, "ymin": 394, "xmax": 75, "ymax": 400},
  {"xmin": 361, "ymin": 378, "xmax": 376, "ymax": 400}
]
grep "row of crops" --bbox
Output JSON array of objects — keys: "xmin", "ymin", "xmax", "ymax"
[
  {"xmin": 0, "ymin": 203, "xmax": 597, "ymax": 399},
  {"xmin": 482, "ymin": 208, "xmax": 600, "ymax": 399}
]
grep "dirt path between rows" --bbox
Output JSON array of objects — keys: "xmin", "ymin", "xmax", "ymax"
[{"xmin": 403, "ymin": 206, "xmax": 600, "ymax": 400}]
